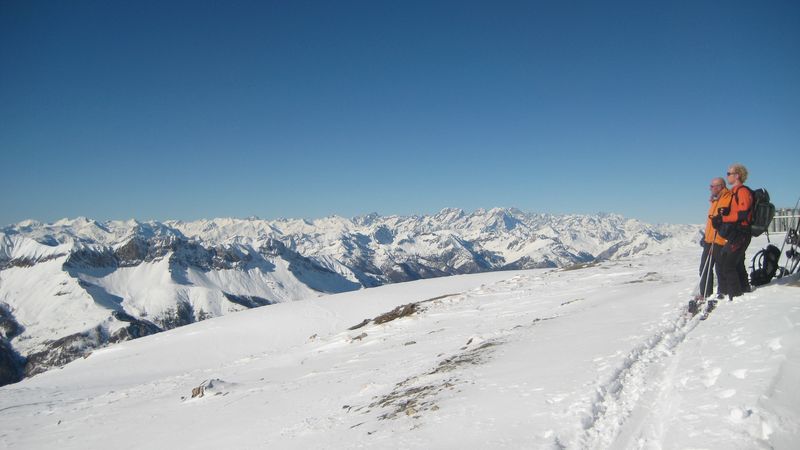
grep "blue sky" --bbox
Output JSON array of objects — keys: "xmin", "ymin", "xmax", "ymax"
[{"xmin": 1, "ymin": 0, "xmax": 798, "ymax": 226}]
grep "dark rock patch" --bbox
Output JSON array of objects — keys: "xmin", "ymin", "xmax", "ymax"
[
  {"xmin": 374, "ymin": 303, "xmax": 419, "ymax": 325},
  {"xmin": 223, "ymin": 292, "xmax": 274, "ymax": 309},
  {"xmin": 24, "ymin": 326, "xmax": 106, "ymax": 377},
  {"xmin": 158, "ymin": 302, "xmax": 196, "ymax": 329},
  {"xmin": 0, "ymin": 338, "xmax": 24, "ymax": 387},
  {"xmin": 109, "ymin": 310, "xmax": 162, "ymax": 343}
]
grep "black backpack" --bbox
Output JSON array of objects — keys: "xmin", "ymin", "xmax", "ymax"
[
  {"xmin": 734, "ymin": 187, "xmax": 775, "ymax": 237},
  {"xmin": 750, "ymin": 244, "xmax": 780, "ymax": 286}
]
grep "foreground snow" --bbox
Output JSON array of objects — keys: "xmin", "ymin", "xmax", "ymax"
[{"xmin": 0, "ymin": 237, "xmax": 798, "ymax": 449}]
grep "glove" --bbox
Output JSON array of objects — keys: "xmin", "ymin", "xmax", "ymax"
[
  {"xmin": 711, "ymin": 215, "xmax": 723, "ymax": 230},
  {"xmin": 717, "ymin": 207, "xmax": 730, "ymax": 216}
]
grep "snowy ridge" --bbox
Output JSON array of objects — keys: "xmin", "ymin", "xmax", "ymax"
[
  {"xmin": 0, "ymin": 209, "xmax": 695, "ymax": 385},
  {"xmin": 2, "ymin": 209, "xmax": 691, "ymax": 272},
  {"xmin": 0, "ymin": 235, "xmax": 797, "ymax": 448}
]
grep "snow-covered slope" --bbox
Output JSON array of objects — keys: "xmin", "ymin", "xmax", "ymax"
[
  {"xmin": 0, "ymin": 235, "xmax": 796, "ymax": 449},
  {"xmin": 0, "ymin": 209, "xmax": 695, "ymax": 384}
]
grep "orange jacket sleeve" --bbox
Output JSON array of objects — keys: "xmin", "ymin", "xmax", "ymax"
[{"xmin": 723, "ymin": 185, "xmax": 752, "ymax": 225}]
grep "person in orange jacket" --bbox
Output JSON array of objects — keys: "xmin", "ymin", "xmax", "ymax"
[
  {"xmin": 712, "ymin": 163, "xmax": 754, "ymax": 301},
  {"xmin": 699, "ymin": 177, "xmax": 731, "ymax": 299}
]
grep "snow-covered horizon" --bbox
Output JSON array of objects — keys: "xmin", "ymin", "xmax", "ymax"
[
  {"xmin": 1, "ymin": 235, "xmax": 797, "ymax": 448},
  {"xmin": 1, "ymin": 207, "xmax": 697, "ymax": 236},
  {"xmin": 0, "ymin": 206, "xmax": 699, "ymax": 230}
]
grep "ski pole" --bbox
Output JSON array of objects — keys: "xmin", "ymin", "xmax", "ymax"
[
  {"xmin": 776, "ymin": 196, "xmax": 800, "ymax": 277},
  {"xmin": 705, "ymin": 229, "xmax": 720, "ymax": 297},
  {"xmin": 698, "ymin": 233, "xmax": 716, "ymax": 298}
]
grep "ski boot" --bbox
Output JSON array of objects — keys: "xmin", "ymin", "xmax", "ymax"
[
  {"xmin": 700, "ymin": 299, "xmax": 717, "ymax": 320},
  {"xmin": 688, "ymin": 295, "xmax": 706, "ymax": 316}
]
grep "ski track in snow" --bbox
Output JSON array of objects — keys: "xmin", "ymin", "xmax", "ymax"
[
  {"xmin": 579, "ymin": 298, "xmax": 700, "ymax": 448},
  {"xmin": 577, "ymin": 284, "xmax": 798, "ymax": 450}
]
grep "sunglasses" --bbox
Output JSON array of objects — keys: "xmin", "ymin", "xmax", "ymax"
[{"xmin": 727, "ymin": 172, "xmax": 737, "ymax": 176}]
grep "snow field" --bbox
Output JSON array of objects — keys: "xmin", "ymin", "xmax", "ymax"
[{"xmin": 0, "ymin": 237, "xmax": 798, "ymax": 449}]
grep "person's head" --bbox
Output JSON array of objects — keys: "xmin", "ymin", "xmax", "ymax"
[
  {"xmin": 709, "ymin": 177, "xmax": 726, "ymax": 196},
  {"xmin": 726, "ymin": 163, "xmax": 748, "ymax": 186}
]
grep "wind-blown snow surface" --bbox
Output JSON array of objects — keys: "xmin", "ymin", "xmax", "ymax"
[{"xmin": 1, "ymin": 236, "xmax": 798, "ymax": 449}]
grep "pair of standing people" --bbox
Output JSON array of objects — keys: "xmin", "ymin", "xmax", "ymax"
[{"xmin": 701, "ymin": 163, "xmax": 753, "ymax": 304}]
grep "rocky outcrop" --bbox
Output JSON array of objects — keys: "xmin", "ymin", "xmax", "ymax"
[
  {"xmin": 223, "ymin": 293, "xmax": 274, "ymax": 308},
  {"xmin": 114, "ymin": 237, "xmax": 151, "ymax": 266},
  {"xmin": 64, "ymin": 247, "xmax": 117, "ymax": 269},
  {"xmin": 0, "ymin": 338, "xmax": 24, "ymax": 386},
  {"xmin": 62, "ymin": 236, "xmax": 255, "ymax": 272},
  {"xmin": 109, "ymin": 310, "xmax": 163, "ymax": 343},
  {"xmin": 0, "ymin": 303, "xmax": 23, "ymax": 340},
  {"xmin": 0, "ymin": 305, "xmax": 25, "ymax": 385},
  {"xmin": 24, "ymin": 326, "xmax": 105, "ymax": 377},
  {"xmin": 157, "ymin": 301, "xmax": 197, "ymax": 330},
  {"xmin": 7, "ymin": 311, "xmax": 164, "ymax": 384}
]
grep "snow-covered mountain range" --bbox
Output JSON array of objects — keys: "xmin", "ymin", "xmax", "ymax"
[{"xmin": 0, "ymin": 208, "xmax": 696, "ymax": 386}]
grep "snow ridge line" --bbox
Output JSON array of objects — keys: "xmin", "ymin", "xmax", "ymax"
[{"xmin": 577, "ymin": 306, "xmax": 699, "ymax": 448}]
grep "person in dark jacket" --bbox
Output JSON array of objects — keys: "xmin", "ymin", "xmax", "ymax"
[{"xmin": 713, "ymin": 163, "xmax": 753, "ymax": 301}]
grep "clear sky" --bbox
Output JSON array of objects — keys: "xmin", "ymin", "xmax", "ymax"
[{"xmin": 1, "ymin": 0, "xmax": 798, "ymax": 226}]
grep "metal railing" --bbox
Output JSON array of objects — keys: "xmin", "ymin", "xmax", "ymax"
[{"xmin": 770, "ymin": 208, "xmax": 800, "ymax": 233}]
